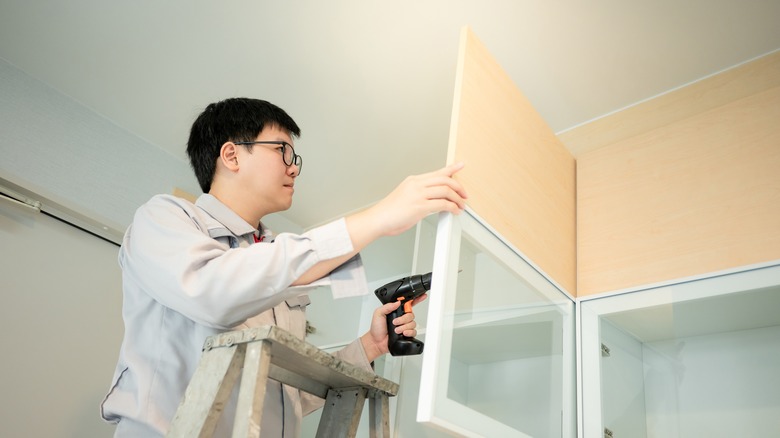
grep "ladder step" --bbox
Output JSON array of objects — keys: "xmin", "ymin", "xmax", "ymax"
[{"xmin": 167, "ymin": 325, "xmax": 398, "ymax": 438}]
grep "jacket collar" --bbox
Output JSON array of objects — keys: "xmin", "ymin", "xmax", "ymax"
[{"xmin": 195, "ymin": 193, "xmax": 262, "ymax": 239}]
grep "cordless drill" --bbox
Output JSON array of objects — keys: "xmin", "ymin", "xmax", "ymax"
[{"xmin": 374, "ymin": 272, "xmax": 432, "ymax": 356}]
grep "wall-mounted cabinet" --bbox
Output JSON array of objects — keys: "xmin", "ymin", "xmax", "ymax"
[
  {"xmin": 394, "ymin": 211, "xmax": 780, "ymax": 437},
  {"xmin": 580, "ymin": 264, "xmax": 780, "ymax": 438},
  {"xmin": 396, "ymin": 26, "xmax": 780, "ymax": 438}
]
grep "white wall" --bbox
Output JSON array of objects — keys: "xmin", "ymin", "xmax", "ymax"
[
  {"xmin": 0, "ymin": 198, "xmax": 123, "ymax": 437},
  {"xmin": 0, "ymin": 58, "xmax": 200, "ymax": 236},
  {"xmin": 0, "ymin": 59, "xmax": 202, "ymax": 436}
]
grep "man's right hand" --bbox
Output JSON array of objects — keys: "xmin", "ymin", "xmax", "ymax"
[{"xmin": 347, "ymin": 162, "xmax": 468, "ymax": 246}]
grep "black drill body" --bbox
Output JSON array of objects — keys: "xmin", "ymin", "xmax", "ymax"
[{"xmin": 374, "ymin": 272, "xmax": 432, "ymax": 356}]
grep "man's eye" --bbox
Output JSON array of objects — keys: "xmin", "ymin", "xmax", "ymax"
[{"xmin": 276, "ymin": 147, "xmax": 285, "ymax": 153}]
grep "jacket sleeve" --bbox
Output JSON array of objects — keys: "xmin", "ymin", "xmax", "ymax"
[{"xmin": 120, "ymin": 195, "xmax": 356, "ymax": 329}]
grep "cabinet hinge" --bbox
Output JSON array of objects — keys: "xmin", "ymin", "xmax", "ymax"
[
  {"xmin": 604, "ymin": 427, "xmax": 614, "ymax": 438},
  {"xmin": 601, "ymin": 343, "xmax": 611, "ymax": 357}
]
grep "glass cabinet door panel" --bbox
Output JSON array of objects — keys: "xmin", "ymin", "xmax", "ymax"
[{"xmin": 418, "ymin": 210, "xmax": 576, "ymax": 437}]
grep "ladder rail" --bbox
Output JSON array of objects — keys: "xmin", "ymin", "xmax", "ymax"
[
  {"xmin": 316, "ymin": 387, "xmax": 368, "ymax": 437},
  {"xmin": 167, "ymin": 344, "xmax": 245, "ymax": 438},
  {"xmin": 232, "ymin": 340, "xmax": 272, "ymax": 438}
]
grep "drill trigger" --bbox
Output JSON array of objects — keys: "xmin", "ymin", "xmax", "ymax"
[{"xmin": 395, "ymin": 296, "xmax": 414, "ymax": 314}]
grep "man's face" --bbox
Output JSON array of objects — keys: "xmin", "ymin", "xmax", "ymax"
[{"xmin": 236, "ymin": 125, "xmax": 299, "ymax": 215}]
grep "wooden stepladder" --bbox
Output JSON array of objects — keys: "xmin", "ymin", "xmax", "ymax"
[{"xmin": 166, "ymin": 325, "xmax": 399, "ymax": 438}]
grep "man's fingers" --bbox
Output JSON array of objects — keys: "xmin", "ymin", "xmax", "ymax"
[
  {"xmin": 422, "ymin": 167, "xmax": 468, "ymax": 199},
  {"xmin": 392, "ymin": 315, "xmax": 417, "ymax": 334},
  {"xmin": 435, "ymin": 162, "xmax": 465, "ymax": 178},
  {"xmin": 423, "ymin": 186, "xmax": 467, "ymax": 210},
  {"xmin": 379, "ymin": 300, "xmax": 401, "ymax": 316}
]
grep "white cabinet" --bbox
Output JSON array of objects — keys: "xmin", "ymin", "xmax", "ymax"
[
  {"xmin": 580, "ymin": 263, "xmax": 780, "ymax": 438},
  {"xmin": 416, "ymin": 211, "xmax": 576, "ymax": 437},
  {"xmin": 415, "ymin": 209, "xmax": 780, "ymax": 437}
]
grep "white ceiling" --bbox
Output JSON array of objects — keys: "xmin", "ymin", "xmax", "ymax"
[{"xmin": 2, "ymin": 1, "xmax": 779, "ymax": 230}]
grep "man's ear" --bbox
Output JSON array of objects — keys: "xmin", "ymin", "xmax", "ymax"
[{"xmin": 219, "ymin": 142, "xmax": 240, "ymax": 171}]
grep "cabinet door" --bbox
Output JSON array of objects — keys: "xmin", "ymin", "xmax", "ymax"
[{"xmin": 417, "ymin": 210, "xmax": 575, "ymax": 437}]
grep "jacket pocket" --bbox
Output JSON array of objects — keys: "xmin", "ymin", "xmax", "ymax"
[{"xmin": 285, "ymin": 294, "xmax": 311, "ymax": 339}]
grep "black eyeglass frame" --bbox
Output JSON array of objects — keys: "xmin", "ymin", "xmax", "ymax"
[{"xmin": 233, "ymin": 140, "xmax": 303, "ymax": 174}]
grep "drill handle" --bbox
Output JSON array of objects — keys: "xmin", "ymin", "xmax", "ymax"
[{"xmin": 386, "ymin": 298, "xmax": 424, "ymax": 356}]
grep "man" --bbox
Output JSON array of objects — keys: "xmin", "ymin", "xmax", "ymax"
[{"xmin": 101, "ymin": 97, "xmax": 467, "ymax": 436}]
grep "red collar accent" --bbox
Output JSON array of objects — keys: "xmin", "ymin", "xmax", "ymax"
[{"xmin": 253, "ymin": 234, "xmax": 264, "ymax": 243}]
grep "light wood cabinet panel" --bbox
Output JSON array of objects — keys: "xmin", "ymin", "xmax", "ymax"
[
  {"xmin": 448, "ymin": 27, "xmax": 576, "ymax": 295},
  {"xmin": 576, "ymin": 82, "xmax": 780, "ymax": 296}
]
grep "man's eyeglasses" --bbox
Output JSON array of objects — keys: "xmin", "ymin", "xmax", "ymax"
[{"xmin": 233, "ymin": 141, "xmax": 303, "ymax": 175}]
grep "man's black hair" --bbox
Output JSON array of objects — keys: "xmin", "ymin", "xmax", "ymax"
[{"xmin": 186, "ymin": 97, "xmax": 301, "ymax": 193}]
